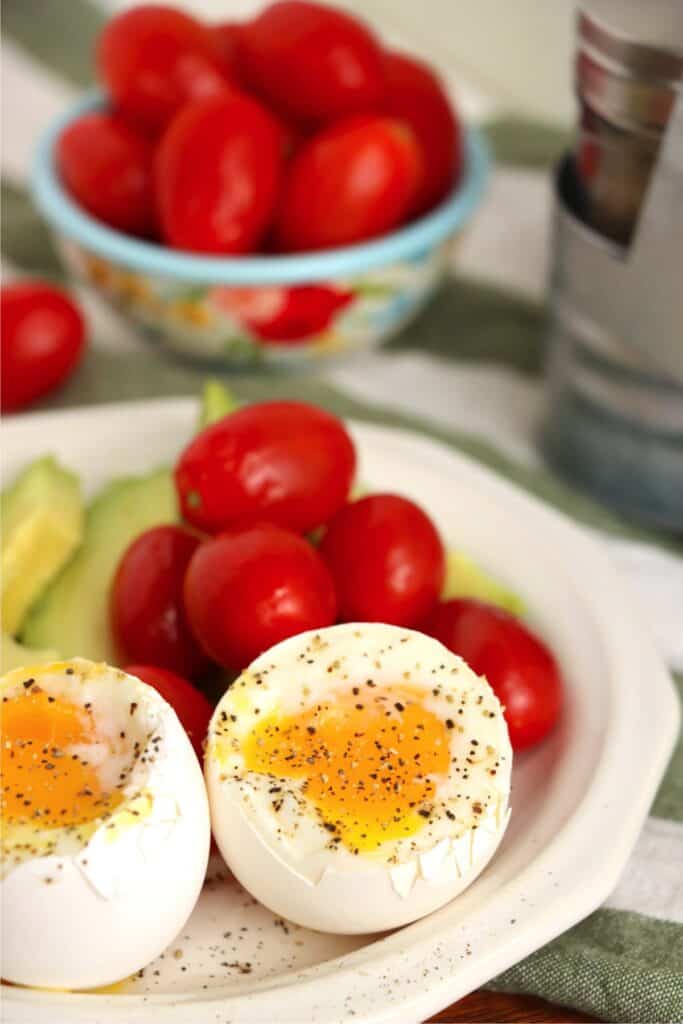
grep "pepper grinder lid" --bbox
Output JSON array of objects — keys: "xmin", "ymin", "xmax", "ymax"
[
  {"xmin": 577, "ymin": 0, "xmax": 683, "ymax": 134},
  {"xmin": 573, "ymin": 0, "xmax": 683, "ymax": 383}
]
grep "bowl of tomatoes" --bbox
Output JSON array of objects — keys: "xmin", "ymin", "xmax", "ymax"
[{"xmin": 32, "ymin": 2, "xmax": 489, "ymax": 369}]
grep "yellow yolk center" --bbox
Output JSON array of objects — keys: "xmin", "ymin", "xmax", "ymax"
[
  {"xmin": 242, "ymin": 688, "xmax": 451, "ymax": 852},
  {"xmin": 1, "ymin": 689, "xmax": 124, "ymax": 828}
]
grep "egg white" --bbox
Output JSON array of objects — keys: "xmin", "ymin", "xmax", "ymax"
[
  {"xmin": 0, "ymin": 659, "xmax": 210, "ymax": 990},
  {"xmin": 205, "ymin": 623, "xmax": 512, "ymax": 934}
]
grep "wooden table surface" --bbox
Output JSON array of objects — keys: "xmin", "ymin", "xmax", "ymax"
[{"xmin": 428, "ymin": 990, "xmax": 598, "ymax": 1022}]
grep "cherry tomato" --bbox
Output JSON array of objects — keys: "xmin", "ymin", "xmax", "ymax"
[
  {"xmin": 382, "ymin": 51, "xmax": 462, "ymax": 215},
  {"xmin": 57, "ymin": 112, "xmax": 155, "ymax": 236},
  {"xmin": 1, "ymin": 282, "xmax": 85, "ymax": 412},
  {"xmin": 421, "ymin": 599, "xmax": 563, "ymax": 751},
  {"xmin": 97, "ymin": 5, "xmax": 228, "ymax": 132},
  {"xmin": 236, "ymin": 1, "xmax": 384, "ymax": 122},
  {"xmin": 276, "ymin": 116, "xmax": 421, "ymax": 251},
  {"xmin": 175, "ymin": 401, "xmax": 356, "ymax": 535},
  {"xmin": 111, "ymin": 525, "xmax": 208, "ymax": 679},
  {"xmin": 184, "ymin": 524, "xmax": 337, "ymax": 670},
  {"xmin": 155, "ymin": 94, "xmax": 282, "ymax": 254},
  {"xmin": 208, "ymin": 285, "xmax": 353, "ymax": 343},
  {"xmin": 125, "ymin": 664, "xmax": 213, "ymax": 761},
  {"xmin": 319, "ymin": 494, "xmax": 445, "ymax": 626}
]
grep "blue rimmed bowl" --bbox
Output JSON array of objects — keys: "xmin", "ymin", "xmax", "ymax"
[{"xmin": 32, "ymin": 93, "xmax": 490, "ymax": 369}]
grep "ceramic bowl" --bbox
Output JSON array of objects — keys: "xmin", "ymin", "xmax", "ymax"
[{"xmin": 32, "ymin": 93, "xmax": 489, "ymax": 370}]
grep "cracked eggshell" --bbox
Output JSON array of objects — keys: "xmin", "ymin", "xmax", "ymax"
[
  {"xmin": 203, "ymin": 785, "xmax": 510, "ymax": 934},
  {"xmin": 205, "ymin": 624, "xmax": 512, "ymax": 935},
  {"xmin": 1, "ymin": 661, "xmax": 211, "ymax": 990}
]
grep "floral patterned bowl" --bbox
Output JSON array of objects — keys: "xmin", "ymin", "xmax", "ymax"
[{"xmin": 32, "ymin": 94, "xmax": 489, "ymax": 369}]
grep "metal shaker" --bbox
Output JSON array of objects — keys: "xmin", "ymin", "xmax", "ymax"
[{"xmin": 542, "ymin": 0, "xmax": 683, "ymax": 530}]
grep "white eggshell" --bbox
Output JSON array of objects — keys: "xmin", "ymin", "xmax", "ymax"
[
  {"xmin": 205, "ymin": 624, "xmax": 512, "ymax": 935},
  {"xmin": 1, "ymin": 662, "xmax": 211, "ymax": 989},
  {"xmin": 207, "ymin": 785, "xmax": 509, "ymax": 933}
]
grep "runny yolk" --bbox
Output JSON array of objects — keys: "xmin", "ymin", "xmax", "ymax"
[
  {"xmin": 1, "ymin": 689, "xmax": 123, "ymax": 828},
  {"xmin": 242, "ymin": 688, "xmax": 450, "ymax": 852}
]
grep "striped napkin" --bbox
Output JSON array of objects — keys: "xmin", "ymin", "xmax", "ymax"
[{"xmin": 3, "ymin": 2, "xmax": 682, "ymax": 1019}]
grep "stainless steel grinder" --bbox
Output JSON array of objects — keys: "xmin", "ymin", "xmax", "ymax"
[{"xmin": 542, "ymin": 0, "xmax": 683, "ymax": 530}]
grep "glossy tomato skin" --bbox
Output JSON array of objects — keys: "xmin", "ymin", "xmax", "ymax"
[
  {"xmin": 111, "ymin": 525, "xmax": 208, "ymax": 679},
  {"xmin": 175, "ymin": 401, "xmax": 356, "ymax": 535},
  {"xmin": 1, "ymin": 282, "xmax": 85, "ymax": 412},
  {"xmin": 97, "ymin": 5, "xmax": 227, "ymax": 132},
  {"xmin": 236, "ymin": 1, "xmax": 384, "ymax": 122},
  {"xmin": 184, "ymin": 525, "xmax": 337, "ymax": 670},
  {"xmin": 155, "ymin": 94, "xmax": 282, "ymax": 254},
  {"xmin": 383, "ymin": 51, "xmax": 461, "ymax": 215},
  {"xmin": 57, "ymin": 112, "xmax": 155, "ymax": 236},
  {"xmin": 124, "ymin": 664, "xmax": 213, "ymax": 761},
  {"xmin": 275, "ymin": 116, "xmax": 422, "ymax": 251},
  {"xmin": 319, "ymin": 494, "xmax": 445, "ymax": 627},
  {"xmin": 421, "ymin": 599, "xmax": 563, "ymax": 750}
]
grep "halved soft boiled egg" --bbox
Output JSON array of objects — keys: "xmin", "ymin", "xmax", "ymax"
[
  {"xmin": 205, "ymin": 623, "xmax": 512, "ymax": 934},
  {"xmin": 1, "ymin": 659, "xmax": 210, "ymax": 989}
]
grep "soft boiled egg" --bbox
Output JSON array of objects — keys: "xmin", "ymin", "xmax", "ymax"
[
  {"xmin": 205, "ymin": 623, "xmax": 512, "ymax": 934},
  {"xmin": 1, "ymin": 659, "xmax": 210, "ymax": 989}
]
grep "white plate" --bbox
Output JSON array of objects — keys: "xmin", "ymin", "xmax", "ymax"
[{"xmin": 2, "ymin": 399, "xmax": 678, "ymax": 1024}]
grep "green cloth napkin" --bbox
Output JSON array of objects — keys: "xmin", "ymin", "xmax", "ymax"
[{"xmin": 3, "ymin": 2, "xmax": 681, "ymax": 1019}]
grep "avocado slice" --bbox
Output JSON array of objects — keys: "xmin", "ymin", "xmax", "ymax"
[
  {"xmin": 22, "ymin": 468, "xmax": 177, "ymax": 664},
  {"xmin": 1, "ymin": 457, "xmax": 83, "ymax": 635},
  {"xmin": 1, "ymin": 633, "xmax": 58, "ymax": 674},
  {"xmin": 198, "ymin": 379, "xmax": 239, "ymax": 429},
  {"xmin": 442, "ymin": 550, "xmax": 526, "ymax": 617}
]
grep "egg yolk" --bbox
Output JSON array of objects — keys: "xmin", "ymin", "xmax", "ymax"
[
  {"xmin": 242, "ymin": 688, "xmax": 450, "ymax": 852},
  {"xmin": 1, "ymin": 688, "xmax": 123, "ymax": 828}
]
